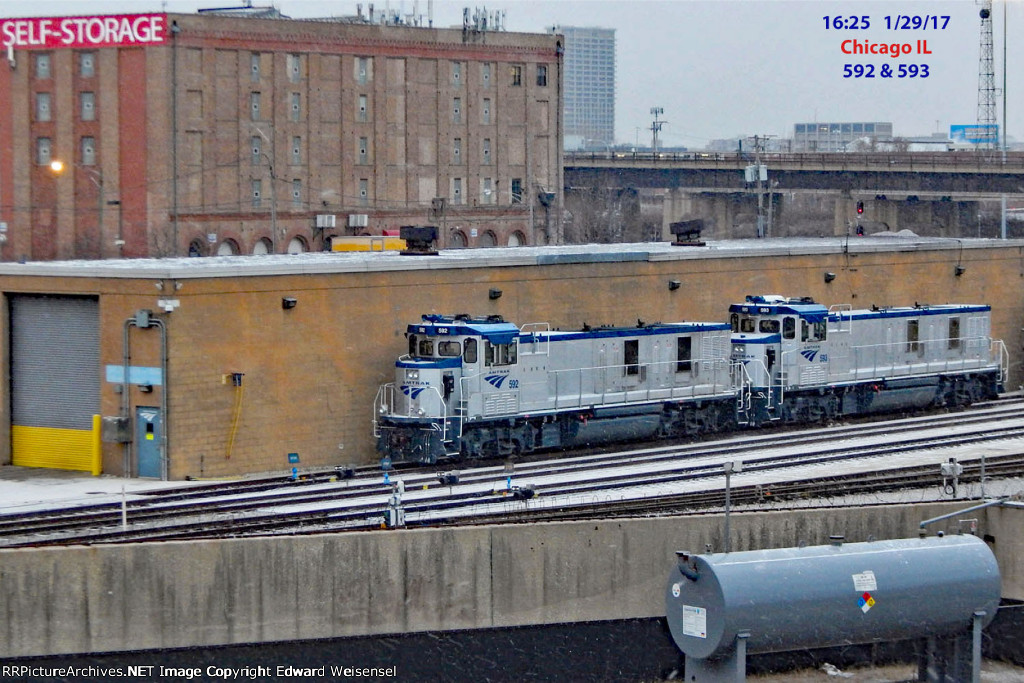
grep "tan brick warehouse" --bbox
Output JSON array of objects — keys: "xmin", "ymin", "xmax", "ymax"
[{"xmin": 0, "ymin": 237, "xmax": 1020, "ymax": 479}]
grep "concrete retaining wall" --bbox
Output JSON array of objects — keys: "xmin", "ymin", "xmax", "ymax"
[{"xmin": 1, "ymin": 502, "xmax": 1017, "ymax": 658}]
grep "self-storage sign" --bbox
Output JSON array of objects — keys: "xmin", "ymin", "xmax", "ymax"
[{"xmin": 1, "ymin": 14, "xmax": 167, "ymax": 50}]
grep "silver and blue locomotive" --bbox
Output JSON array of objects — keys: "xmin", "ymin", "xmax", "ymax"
[
  {"xmin": 374, "ymin": 313, "xmax": 736, "ymax": 465},
  {"xmin": 375, "ymin": 297, "xmax": 1007, "ymax": 466},
  {"xmin": 731, "ymin": 296, "xmax": 1006, "ymax": 425}
]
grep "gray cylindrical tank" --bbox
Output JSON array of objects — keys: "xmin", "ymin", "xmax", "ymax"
[{"xmin": 665, "ymin": 535, "xmax": 1000, "ymax": 660}]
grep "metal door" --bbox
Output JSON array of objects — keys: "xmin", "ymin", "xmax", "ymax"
[
  {"xmin": 10, "ymin": 294, "xmax": 99, "ymax": 470},
  {"xmin": 135, "ymin": 407, "xmax": 162, "ymax": 478}
]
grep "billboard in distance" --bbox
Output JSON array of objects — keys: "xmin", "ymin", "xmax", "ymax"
[{"xmin": 950, "ymin": 124, "xmax": 999, "ymax": 145}]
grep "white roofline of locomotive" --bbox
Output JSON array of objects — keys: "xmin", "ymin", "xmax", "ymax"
[{"xmin": 0, "ymin": 236, "xmax": 1017, "ymax": 280}]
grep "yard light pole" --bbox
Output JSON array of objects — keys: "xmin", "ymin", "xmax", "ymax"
[{"xmin": 50, "ymin": 159, "xmax": 113, "ymax": 258}]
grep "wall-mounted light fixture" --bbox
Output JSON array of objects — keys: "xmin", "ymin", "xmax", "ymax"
[
  {"xmin": 488, "ymin": 288, "xmax": 502, "ymax": 300},
  {"xmin": 282, "ymin": 296, "xmax": 297, "ymax": 309},
  {"xmin": 955, "ymin": 265, "xmax": 966, "ymax": 277},
  {"xmin": 824, "ymin": 272, "xmax": 836, "ymax": 283},
  {"xmin": 668, "ymin": 280, "xmax": 681, "ymax": 291}
]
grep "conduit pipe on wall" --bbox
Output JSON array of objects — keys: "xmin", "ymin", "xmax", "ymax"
[{"xmin": 122, "ymin": 311, "xmax": 169, "ymax": 480}]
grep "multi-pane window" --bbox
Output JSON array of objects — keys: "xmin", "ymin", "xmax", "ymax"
[
  {"xmin": 35, "ymin": 92, "xmax": 51, "ymax": 122},
  {"xmin": 358, "ymin": 94, "xmax": 368, "ymax": 122},
  {"xmin": 250, "ymin": 92, "xmax": 261, "ymax": 120},
  {"xmin": 511, "ymin": 177, "xmax": 523, "ymax": 203},
  {"xmin": 482, "ymin": 138, "xmax": 491, "ymax": 165},
  {"xmin": 907, "ymin": 319, "xmax": 920, "ymax": 353},
  {"xmin": 290, "ymin": 93, "xmax": 301, "ymax": 122},
  {"xmin": 291, "ymin": 136, "xmax": 301, "ymax": 165},
  {"xmin": 481, "ymin": 62, "xmax": 491, "ymax": 88},
  {"xmin": 624, "ymin": 339, "xmax": 639, "ymax": 376},
  {"xmin": 291, "ymin": 179, "xmax": 302, "ymax": 208},
  {"xmin": 250, "ymin": 53, "xmax": 261, "ymax": 82},
  {"xmin": 36, "ymin": 137, "xmax": 52, "ymax": 165},
  {"xmin": 80, "ymin": 92, "xmax": 95, "ymax": 121},
  {"xmin": 536, "ymin": 64, "xmax": 548, "ymax": 87},
  {"xmin": 34, "ymin": 53, "xmax": 51, "ymax": 79},
  {"xmin": 482, "ymin": 177, "xmax": 493, "ymax": 204},
  {"xmin": 453, "ymin": 138, "xmax": 462, "ymax": 164},
  {"xmin": 485, "ymin": 340, "xmax": 517, "ymax": 366},
  {"xmin": 356, "ymin": 57, "xmax": 369, "ymax": 84},
  {"xmin": 510, "ymin": 65, "xmax": 522, "ymax": 86},
  {"xmin": 482, "ymin": 98, "xmax": 491, "ymax": 124},
  {"xmin": 251, "ymin": 136, "xmax": 262, "ymax": 165},
  {"xmin": 359, "ymin": 178, "xmax": 368, "ymax": 205},
  {"xmin": 251, "ymin": 179, "xmax": 262, "ymax": 208},
  {"xmin": 676, "ymin": 337, "xmax": 692, "ymax": 372},
  {"xmin": 453, "ymin": 97, "xmax": 461, "ymax": 124},
  {"xmin": 287, "ymin": 53, "xmax": 301, "ymax": 82},
  {"xmin": 80, "ymin": 52, "xmax": 95, "ymax": 78},
  {"xmin": 80, "ymin": 136, "xmax": 96, "ymax": 165},
  {"xmin": 358, "ymin": 136, "xmax": 368, "ymax": 164},
  {"xmin": 453, "ymin": 178, "xmax": 463, "ymax": 205},
  {"xmin": 451, "ymin": 61, "xmax": 462, "ymax": 86}
]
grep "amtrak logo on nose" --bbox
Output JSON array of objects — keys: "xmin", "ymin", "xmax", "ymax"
[
  {"xmin": 484, "ymin": 374, "xmax": 508, "ymax": 388},
  {"xmin": 800, "ymin": 349, "xmax": 819, "ymax": 362},
  {"xmin": 401, "ymin": 385, "xmax": 426, "ymax": 399}
]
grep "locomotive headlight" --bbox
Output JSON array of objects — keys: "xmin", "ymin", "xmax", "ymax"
[
  {"xmin": 417, "ymin": 408, "xmax": 425, "ymax": 416},
  {"xmin": 406, "ymin": 369, "xmax": 420, "ymax": 380}
]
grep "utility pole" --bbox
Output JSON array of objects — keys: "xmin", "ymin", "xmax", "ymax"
[
  {"xmin": 650, "ymin": 107, "xmax": 666, "ymax": 153},
  {"xmin": 745, "ymin": 135, "xmax": 773, "ymax": 238}
]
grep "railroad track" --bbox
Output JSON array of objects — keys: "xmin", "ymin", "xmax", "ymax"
[{"xmin": 3, "ymin": 400, "xmax": 1024, "ymax": 547}]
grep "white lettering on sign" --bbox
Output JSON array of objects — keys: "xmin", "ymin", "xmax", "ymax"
[
  {"xmin": 852, "ymin": 570, "xmax": 878, "ymax": 592},
  {"xmin": 1, "ymin": 14, "xmax": 167, "ymax": 50}
]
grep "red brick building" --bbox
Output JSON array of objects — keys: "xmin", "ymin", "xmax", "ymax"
[{"xmin": 0, "ymin": 11, "xmax": 564, "ymax": 260}]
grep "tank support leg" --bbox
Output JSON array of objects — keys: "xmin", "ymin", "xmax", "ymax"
[
  {"xmin": 682, "ymin": 630, "xmax": 749, "ymax": 682},
  {"xmin": 972, "ymin": 610, "xmax": 984, "ymax": 683}
]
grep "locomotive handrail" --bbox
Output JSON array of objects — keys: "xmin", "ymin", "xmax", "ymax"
[
  {"xmin": 372, "ymin": 383, "xmax": 396, "ymax": 438},
  {"xmin": 993, "ymin": 339, "xmax": 1009, "ymax": 385},
  {"xmin": 848, "ymin": 335, "xmax": 999, "ymax": 382},
  {"xmin": 549, "ymin": 357, "xmax": 733, "ymax": 412},
  {"xmin": 519, "ymin": 323, "xmax": 551, "ymax": 356},
  {"xmin": 827, "ymin": 305, "xmax": 853, "ymax": 334}
]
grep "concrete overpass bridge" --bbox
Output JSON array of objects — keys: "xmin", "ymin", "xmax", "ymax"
[{"xmin": 563, "ymin": 151, "xmax": 1024, "ymax": 238}]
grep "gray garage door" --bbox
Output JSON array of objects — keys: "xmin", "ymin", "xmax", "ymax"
[{"xmin": 10, "ymin": 294, "xmax": 100, "ymax": 470}]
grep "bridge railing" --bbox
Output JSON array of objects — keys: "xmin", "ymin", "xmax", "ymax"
[{"xmin": 565, "ymin": 150, "xmax": 1024, "ymax": 172}]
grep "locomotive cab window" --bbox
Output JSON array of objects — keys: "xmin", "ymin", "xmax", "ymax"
[
  {"xmin": 739, "ymin": 318, "xmax": 756, "ymax": 333},
  {"xmin": 463, "ymin": 338, "xmax": 478, "ymax": 363},
  {"xmin": 676, "ymin": 336, "xmax": 692, "ymax": 373},
  {"xmin": 485, "ymin": 340, "xmax": 517, "ymax": 366},
  {"xmin": 759, "ymin": 319, "xmax": 780, "ymax": 334},
  {"xmin": 948, "ymin": 317, "xmax": 961, "ymax": 349},
  {"xmin": 800, "ymin": 319, "xmax": 827, "ymax": 343},
  {"xmin": 418, "ymin": 339, "xmax": 435, "ymax": 357},
  {"xmin": 438, "ymin": 341, "xmax": 461, "ymax": 357},
  {"xmin": 730, "ymin": 313, "xmax": 739, "ymax": 332},
  {"xmin": 783, "ymin": 317, "xmax": 796, "ymax": 339}
]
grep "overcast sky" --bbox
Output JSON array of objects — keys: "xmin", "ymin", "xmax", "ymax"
[{"xmin": 5, "ymin": 0, "xmax": 1021, "ymax": 148}]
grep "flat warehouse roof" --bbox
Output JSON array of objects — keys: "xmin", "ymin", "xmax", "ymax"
[{"xmin": 0, "ymin": 236, "xmax": 1017, "ymax": 280}]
